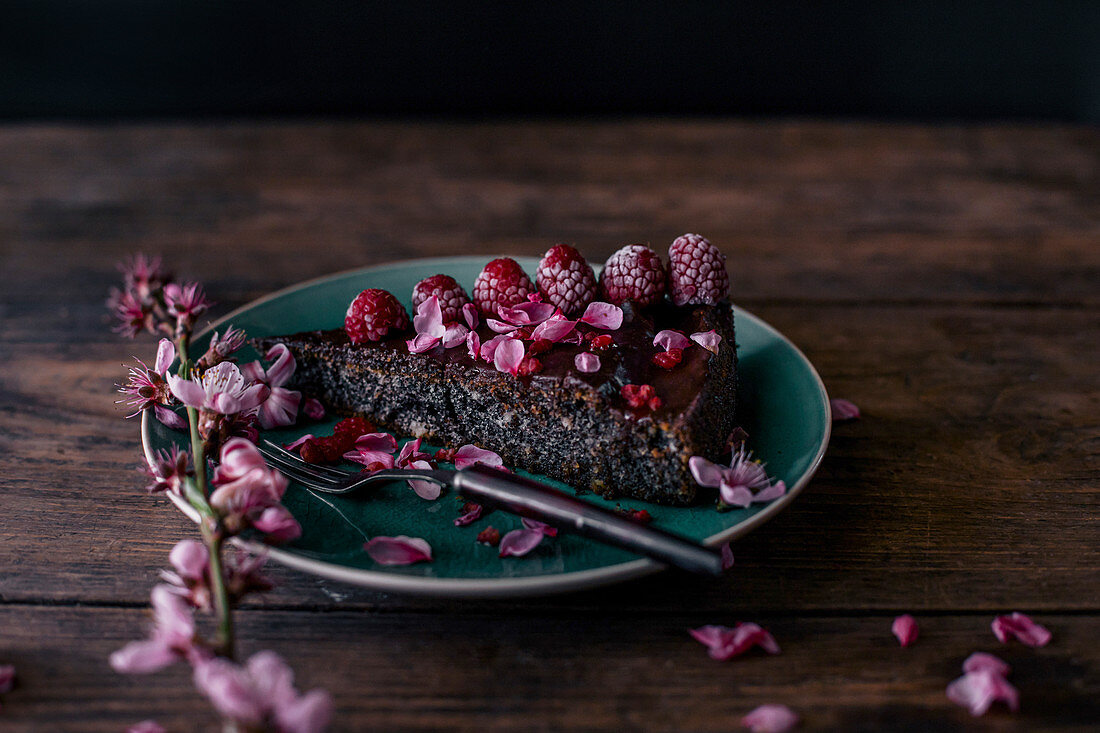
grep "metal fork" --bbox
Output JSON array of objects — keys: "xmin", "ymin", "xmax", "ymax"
[{"xmin": 257, "ymin": 440, "xmax": 724, "ymax": 576}]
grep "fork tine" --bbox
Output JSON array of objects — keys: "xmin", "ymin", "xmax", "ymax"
[
  {"xmin": 261, "ymin": 440, "xmax": 349, "ymax": 479},
  {"xmin": 256, "ymin": 444, "xmax": 345, "ymax": 489}
]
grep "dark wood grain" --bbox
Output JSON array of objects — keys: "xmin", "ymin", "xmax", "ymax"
[{"xmin": 1, "ymin": 121, "xmax": 1098, "ymax": 729}]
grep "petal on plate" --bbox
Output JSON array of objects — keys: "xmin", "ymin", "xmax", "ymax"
[
  {"xmin": 364, "ymin": 536, "xmax": 433, "ymax": 565},
  {"xmin": 498, "ymin": 528, "xmax": 545, "ymax": 558},
  {"xmin": 354, "ymin": 432, "xmax": 398, "ymax": 453},
  {"xmin": 283, "ymin": 434, "xmax": 316, "ymax": 451},
  {"xmin": 454, "ymin": 444, "xmax": 505, "ymax": 470},
  {"xmin": 521, "ymin": 517, "xmax": 558, "ymax": 537},
  {"xmin": 263, "ymin": 343, "xmax": 297, "ymax": 387},
  {"xmin": 891, "ymin": 614, "xmax": 919, "ymax": 647},
  {"xmin": 454, "ymin": 502, "xmax": 484, "ymax": 526},
  {"xmin": 688, "ymin": 455, "xmax": 726, "ymax": 488},
  {"xmin": 301, "ymin": 398, "xmax": 325, "ymax": 420},
  {"xmin": 720, "ymin": 542, "xmax": 735, "ymax": 570}
]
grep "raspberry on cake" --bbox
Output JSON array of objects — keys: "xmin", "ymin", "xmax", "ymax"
[
  {"xmin": 411, "ymin": 274, "xmax": 471, "ymax": 324},
  {"xmin": 260, "ymin": 244, "xmax": 737, "ymax": 506},
  {"xmin": 599, "ymin": 244, "xmax": 668, "ymax": 307},
  {"xmin": 668, "ymin": 234, "xmax": 730, "ymax": 306},
  {"xmin": 472, "ymin": 258, "xmax": 535, "ymax": 316},
  {"xmin": 536, "ymin": 244, "xmax": 597, "ymax": 316}
]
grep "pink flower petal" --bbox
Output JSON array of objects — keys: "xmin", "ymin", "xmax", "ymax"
[
  {"xmin": 454, "ymin": 502, "xmax": 484, "ymax": 526},
  {"xmin": 720, "ymin": 542, "xmax": 735, "ymax": 570},
  {"xmin": 719, "ymin": 482, "xmax": 754, "ymax": 508},
  {"xmin": 364, "ymin": 536, "xmax": 433, "ymax": 565},
  {"xmin": 575, "ymin": 352, "xmax": 601, "ymax": 373},
  {"xmin": 493, "ymin": 338, "xmax": 526, "ymax": 375},
  {"xmin": 301, "ymin": 398, "xmax": 325, "ymax": 420},
  {"xmin": 830, "ymin": 398, "xmax": 861, "ymax": 421},
  {"xmin": 127, "ymin": 721, "xmax": 166, "ymax": 733},
  {"xmin": 892, "ymin": 614, "xmax": 919, "ymax": 647},
  {"xmin": 169, "ymin": 539, "xmax": 209, "ymax": 582},
  {"xmin": 167, "ymin": 373, "xmax": 206, "ymax": 409},
  {"xmin": 462, "ymin": 302, "xmax": 479, "ymax": 330},
  {"xmin": 453, "ymin": 444, "xmax": 505, "ymax": 470},
  {"xmin": 486, "ymin": 318, "xmax": 521, "ymax": 334},
  {"xmin": 253, "ymin": 505, "xmax": 303, "ymax": 543},
  {"xmin": 751, "ymin": 480, "xmax": 787, "ymax": 504},
  {"xmin": 406, "ymin": 332, "xmax": 442, "ymax": 353},
  {"xmin": 741, "ymin": 704, "xmax": 799, "ymax": 733},
  {"xmin": 653, "ymin": 329, "xmax": 691, "ymax": 351},
  {"xmin": 284, "ymin": 434, "xmax": 316, "ymax": 451},
  {"xmin": 579, "ymin": 301, "xmax": 624, "ymax": 330},
  {"xmin": 343, "ymin": 450, "xmax": 396, "ymax": 469},
  {"xmin": 442, "ymin": 322, "xmax": 469, "ymax": 349},
  {"xmin": 521, "ymin": 517, "xmax": 558, "ymax": 537},
  {"xmin": 560, "ymin": 329, "xmax": 584, "ymax": 345},
  {"xmin": 690, "ymin": 329, "xmax": 723, "ymax": 354},
  {"xmin": 257, "ymin": 387, "xmax": 302, "ymax": 430},
  {"xmin": 690, "ymin": 622, "xmax": 780, "ymax": 660},
  {"xmin": 240, "ymin": 359, "xmax": 267, "ymax": 383},
  {"xmin": 466, "ymin": 330, "xmax": 481, "ymax": 360},
  {"xmin": 0, "ymin": 665, "xmax": 14, "ymax": 694},
  {"xmin": 354, "ymin": 432, "xmax": 398, "ymax": 453},
  {"xmin": 412, "ymin": 295, "xmax": 446, "ymax": 339},
  {"xmin": 688, "ymin": 455, "xmax": 726, "ymax": 488},
  {"xmin": 109, "ymin": 638, "xmax": 179, "ymax": 674},
  {"xmin": 193, "ymin": 657, "xmax": 266, "ymax": 725},
  {"xmin": 992, "ymin": 612, "xmax": 1051, "ymax": 647},
  {"xmin": 154, "ymin": 338, "xmax": 175, "ymax": 375},
  {"xmin": 498, "ymin": 528, "xmax": 545, "ymax": 558},
  {"xmin": 275, "ymin": 688, "xmax": 335, "ymax": 733},
  {"xmin": 263, "ymin": 343, "xmax": 297, "ymax": 387},
  {"xmin": 947, "ymin": 670, "xmax": 1019, "ymax": 716},
  {"xmin": 396, "ymin": 438, "xmax": 423, "ymax": 467},
  {"xmin": 406, "ymin": 459, "xmax": 442, "ymax": 500},
  {"xmin": 154, "ymin": 404, "xmax": 189, "ymax": 431},
  {"xmin": 213, "ymin": 438, "xmax": 269, "ymax": 483},
  {"xmin": 964, "ymin": 652, "xmax": 1011, "ymax": 676},
  {"xmin": 530, "ymin": 313, "xmax": 578, "ymax": 342},
  {"xmin": 479, "ymin": 333, "xmax": 510, "ymax": 362},
  {"xmin": 497, "ymin": 301, "xmax": 556, "ymax": 326}
]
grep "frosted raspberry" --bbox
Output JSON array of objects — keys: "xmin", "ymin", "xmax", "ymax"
[
  {"xmin": 472, "ymin": 258, "xmax": 535, "ymax": 316},
  {"xmin": 344, "ymin": 288, "xmax": 410, "ymax": 343},
  {"xmin": 598, "ymin": 244, "xmax": 667, "ymax": 307},
  {"xmin": 667, "ymin": 234, "xmax": 730, "ymax": 306},
  {"xmin": 412, "ymin": 274, "xmax": 472, "ymax": 323},
  {"xmin": 536, "ymin": 244, "xmax": 597, "ymax": 316}
]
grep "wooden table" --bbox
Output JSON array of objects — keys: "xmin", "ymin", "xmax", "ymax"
[{"xmin": 1, "ymin": 121, "xmax": 1097, "ymax": 731}]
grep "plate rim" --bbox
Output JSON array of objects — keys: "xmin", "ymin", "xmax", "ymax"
[{"xmin": 142, "ymin": 256, "xmax": 831, "ymax": 598}]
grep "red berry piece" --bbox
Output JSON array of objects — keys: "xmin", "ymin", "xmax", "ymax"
[
  {"xmin": 599, "ymin": 244, "xmax": 668, "ymax": 307},
  {"xmin": 477, "ymin": 526, "xmax": 501, "ymax": 546},
  {"xmin": 411, "ymin": 274, "xmax": 472, "ymax": 323},
  {"xmin": 318, "ymin": 436, "xmax": 344, "ymax": 463},
  {"xmin": 334, "ymin": 416, "xmax": 375, "ymax": 439},
  {"xmin": 536, "ymin": 244, "xmax": 597, "ymax": 316},
  {"xmin": 621, "ymin": 383, "xmax": 657, "ymax": 410},
  {"xmin": 647, "ymin": 395, "xmax": 663, "ymax": 411},
  {"xmin": 652, "ymin": 348, "xmax": 683, "ymax": 370},
  {"xmin": 345, "ymin": 288, "xmax": 410, "ymax": 343},
  {"xmin": 473, "ymin": 258, "xmax": 535, "ymax": 316},
  {"xmin": 616, "ymin": 508, "xmax": 653, "ymax": 524},
  {"xmin": 589, "ymin": 334, "xmax": 613, "ymax": 351},
  {"xmin": 299, "ymin": 439, "xmax": 325, "ymax": 464},
  {"xmin": 528, "ymin": 338, "xmax": 552, "ymax": 355},
  {"xmin": 434, "ymin": 447, "xmax": 456, "ymax": 463},
  {"xmin": 516, "ymin": 356, "xmax": 543, "ymax": 376},
  {"xmin": 667, "ymin": 234, "xmax": 730, "ymax": 306}
]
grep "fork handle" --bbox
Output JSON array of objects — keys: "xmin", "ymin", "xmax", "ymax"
[{"xmin": 452, "ymin": 465, "xmax": 724, "ymax": 576}]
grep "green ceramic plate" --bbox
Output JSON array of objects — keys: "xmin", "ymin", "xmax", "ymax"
[{"xmin": 142, "ymin": 257, "xmax": 831, "ymax": 597}]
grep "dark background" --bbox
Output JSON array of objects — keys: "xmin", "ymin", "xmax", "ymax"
[{"xmin": 1, "ymin": 0, "xmax": 1098, "ymax": 122}]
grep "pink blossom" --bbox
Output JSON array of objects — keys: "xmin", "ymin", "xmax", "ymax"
[
  {"xmin": 741, "ymin": 704, "xmax": 799, "ymax": 733},
  {"xmin": 168, "ymin": 361, "xmax": 269, "ymax": 416},
  {"xmin": 892, "ymin": 614, "xmax": 919, "ymax": 647},
  {"xmin": 830, "ymin": 398, "xmax": 861, "ymax": 421},
  {"xmin": 209, "ymin": 438, "xmax": 299, "ymax": 542},
  {"xmin": 242, "ymin": 344, "xmax": 303, "ymax": 429},
  {"xmin": 579, "ymin": 301, "xmax": 624, "ymax": 330},
  {"xmin": 365, "ymin": 536, "xmax": 433, "ymax": 565},
  {"xmin": 197, "ymin": 326, "xmax": 247, "ymax": 370},
  {"xmin": 497, "ymin": 301, "xmax": 556, "ymax": 326},
  {"xmin": 406, "ymin": 459, "xmax": 442, "ymax": 500},
  {"xmin": 110, "ymin": 585, "xmax": 201, "ymax": 673},
  {"xmin": 169, "ymin": 539, "xmax": 209, "ymax": 583},
  {"xmin": 109, "ymin": 287, "xmax": 153, "ymax": 338},
  {"xmin": 117, "ymin": 339, "xmax": 176, "ymax": 417},
  {"xmin": 653, "ymin": 329, "xmax": 691, "ymax": 351},
  {"xmin": 575, "ymin": 352, "xmax": 601, "ymax": 373},
  {"xmin": 253, "ymin": 505, "xmax": 304, "ymax": 543},
  {"xmin": 193, "ymin": 651, "xmax": 333, "ymax": 733},
  {"xmin": 118, "ymin": 253, "xmax": 169, "ymax": 300},
  {"xmin": 143, "ymin": 445, "xmax": 192, "ymax": 495},
  {"xmin": 493, "ymin": 337, "xmax": 525, "ymax": 375},
  {"xmin": 689, "ymin": 623, "xmax": 781, "ymax": 660},
  {"xmin": 453, "ymin": 445, "xmax": 505, "ymax": 470},
  {"xmin": 690, "ymin": 329, "xmax": 722, "ymax": 354},
  {"xmin": 947, "ymin": 655, "xmax": 1019, "ymax": 717},
  {"xmin": 163, "ymin": 281, "xmax": 212, "ymax": 322},
  {"xmin": 689, "ymin": 446, "xmax": 786, "ymax": 508},
  {"xmin": 992, "ymin": 612, "xmax": 1051, "ymax": 647}
]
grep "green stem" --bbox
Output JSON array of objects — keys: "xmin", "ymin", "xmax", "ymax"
[
  {"xmin": 203, "ymin": 526, "xmax": 236, "ymax": 659},
  {"xmin": 176, "ymin": 335, "xmax": 209, "ymax": 499}
]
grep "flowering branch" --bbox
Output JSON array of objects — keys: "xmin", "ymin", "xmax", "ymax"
[{"xmin": 110, "ymin": 255, "xmax": 331, "ymax": 732}]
